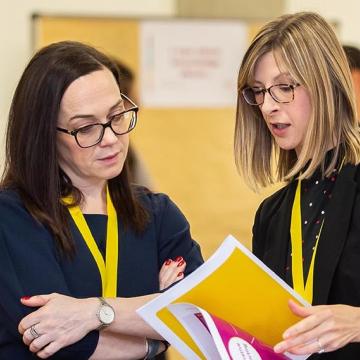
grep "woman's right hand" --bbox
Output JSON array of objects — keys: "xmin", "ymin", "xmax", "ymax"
[
  {"xmin": 159, "ymin": 257, "xmax": 186, "ymax": 290},
  {"xmin": 19, "ymin": 293, "xmax": 99, "ymax": 358}
]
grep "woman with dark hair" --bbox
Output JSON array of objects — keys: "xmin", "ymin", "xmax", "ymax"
[{"xmin": 0, "ymin": 41, "xmax": 203, "ymax": 359}]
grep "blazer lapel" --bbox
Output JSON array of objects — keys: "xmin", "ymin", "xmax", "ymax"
[
  {"xmin": 312, "ymin": 164, "xmax": 357, "ymax": 305},
  {"xmin": 263, "ymin": 181, "xmax": 296, "ymax": 280}
]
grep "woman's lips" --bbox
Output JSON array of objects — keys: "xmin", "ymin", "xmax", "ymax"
[
  {"xmin": 98, "ymin": 152, "xmax": 119, "ymax": 162},
  {"xmin": 270, "ymin": 123, "xmax": 290, "ymax": 136}
]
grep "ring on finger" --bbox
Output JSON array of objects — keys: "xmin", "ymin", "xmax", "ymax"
[
  {"xmin": 30, "ymin": 324, "xmax": 41, "ymax": 339},
  {"xmin": 317, "ymin": 338, "xmax": 325, "ymax": 354}
]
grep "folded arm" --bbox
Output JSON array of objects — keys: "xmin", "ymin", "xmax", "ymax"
[{"xmin": 18, "ymin": 258, "xmax": 186, "ymax": 358}]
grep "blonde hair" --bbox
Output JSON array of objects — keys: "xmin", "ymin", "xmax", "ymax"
[{"xmin": 235, "ymin": 12, "xmax": 360, "ymax": 190}]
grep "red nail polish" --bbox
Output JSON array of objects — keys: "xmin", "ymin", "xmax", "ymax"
[
  {"xmin": 21, "ymin": 296, "xmax": 31, "ymax": 301},
  {"xmin": 164, "ymin": 259, "xmax": 172, "ymax": 265},
  {"xmin": 177, "ymin": 272, "xmax": 184, "ymax": 277},
  {"xmin": 177, "ymin": 260, "xmax": 185, "ymax": 267},
  {"xmin": 175, "ymin": 256, "xmax": 183, "ymax": 262}
]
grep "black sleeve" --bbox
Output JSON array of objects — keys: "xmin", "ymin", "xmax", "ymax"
[
  {"xmin": 252, "ymin": 185, "xmax": 289, "ymax": 261},
  {"xmin": 153, "ymin": 193, "xmax": 204, "ymax": 276},
  {"xmin": 0, "ymin": 194, "xmax": 99, "ymax": 359},
  {"xmin": 252, "ymin": 199, "xmax": 266, "ymax": 260}
]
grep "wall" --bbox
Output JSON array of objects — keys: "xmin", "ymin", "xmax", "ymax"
[
  {"xmin": 286, "ymin": 0, "xmax": 360, "ymax": 46},
  {"xmin": 2, "ymin": 0, "xmax": 360, "ymax": 159},
  {"xmin": 0, "ymin": 0, "xmax": 176, "ymax": 165},
  {"xmin": 177, "ymin": 0, "xmax": 284, "ymax": 19},
  {"xmin": 2, "ymin": 0, "xmax": 360, "ymax": 166},
  {"xmin": 1, "ymin": 2, "xmax": 360, "ymax": 359}
]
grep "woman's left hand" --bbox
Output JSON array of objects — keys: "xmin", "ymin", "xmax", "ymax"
[
  {"xmin": 159, "ymin": 257, "xmax": 186, "ymax": 290},
  {"xmin": 274, "ymin": 299, "xmax": 360, "ymax": 355},
  {"xmin": 18, "ymin": 293, "xmax": 98, "ymax": 358}
]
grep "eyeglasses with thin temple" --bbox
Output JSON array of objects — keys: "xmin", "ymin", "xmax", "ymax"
[
  {"xmin": 56, "ymin": 93, "xmax": 138, "ymax": 148},
  {"xmin": 242, "ymin": 83, "xmax": 301, "ymax": 106}
]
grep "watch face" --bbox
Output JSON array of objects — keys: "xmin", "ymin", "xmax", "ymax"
[{"xmin": 99, "ymin": 304, "xmax": 115, "ymax": 325}]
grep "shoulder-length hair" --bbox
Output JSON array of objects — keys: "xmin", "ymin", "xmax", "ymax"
[
  {"xmin": 2, "ymin": 41, "xmax": 149, "ymax": 255},
  {"xmin": 235, "ymin": 12, "xmax": 360, "ymax": 190}
]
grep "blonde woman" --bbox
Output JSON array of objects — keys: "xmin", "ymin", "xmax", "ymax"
[{"xmin": 236, "ymin": 12, "xmax": 360, "ymax": 359}]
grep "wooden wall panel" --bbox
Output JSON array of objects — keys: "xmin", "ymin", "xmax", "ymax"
[{"xmin": 177, "ymin": 0, "xmax": 284, "ymax": 19}]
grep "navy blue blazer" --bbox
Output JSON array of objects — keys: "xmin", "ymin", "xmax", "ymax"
[
  {"xmin": 252, "ymin": 164, "xmax": 360, "ymax": 359},
  {"xmin": 0, "ymin": 189, "xmax": 203, "ymax": 359}
]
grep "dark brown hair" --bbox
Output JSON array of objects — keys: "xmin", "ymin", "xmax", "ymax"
[
  {"xmin": 113, "ymin": 59, "xmax": 134, "ymax": 97},
  {"xmin": 2, "ymin": 41, "xmax": 149, "ymax": 255},
  {"xmin": 343, "ymin": 45, "xmax": 360, "ymax": 71}
]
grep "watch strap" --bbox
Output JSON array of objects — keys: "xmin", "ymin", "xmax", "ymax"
[
  {"xmin": 98, "ymin": 297, "xmax": 107, "ymax": 306},
  {"xmin": 143, "ymin": 338, "xmax": 161, "ymax": 359}
]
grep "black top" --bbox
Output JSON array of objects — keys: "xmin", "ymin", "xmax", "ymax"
[
  {"xmin": 285, "ymin": 167, "xmax": 339, "ymax": 286},
  {"xmin": 0, "ymin": 188, "xmax": 204, "ymax": 359},
  {"xmin": 252, "ymin": 163, "xmax": 360, "ymax": 359}
]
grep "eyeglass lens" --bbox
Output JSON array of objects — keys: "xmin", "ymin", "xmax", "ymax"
[
  {"xmin": 243, "ymin": 84, "xmax": 295, "ymax": 105},
  {"xmin": 76, "ymin": 111, "xmax": 136, "ymax": 147}
]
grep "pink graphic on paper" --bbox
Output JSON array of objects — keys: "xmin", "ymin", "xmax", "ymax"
[
  {"xmin": 208, "ymin": 314, "xmax": 289, "ymax": 360},
  {"xmin": 194, "ymin": 312, "xmax": 210, "ymax": 331}
]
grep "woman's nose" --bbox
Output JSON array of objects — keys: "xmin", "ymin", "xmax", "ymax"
[
  {"xmin": 99, "ymin": 126, "xmax": 118, "ymax": 146},
  {"xmin": 260, "ymin": 91, "xmax": 280, "ymax": 116}
]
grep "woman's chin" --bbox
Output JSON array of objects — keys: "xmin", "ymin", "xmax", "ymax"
[{"xmin": 100, "ymin": 163, "xmax": 125, "ymax": 181}]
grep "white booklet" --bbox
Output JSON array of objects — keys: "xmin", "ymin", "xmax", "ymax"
[{"xmin": 137, "ymin": 235, "xmax": 311, "ymax": 360}]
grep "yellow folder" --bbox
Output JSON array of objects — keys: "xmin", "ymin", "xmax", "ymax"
[{"xmin": 138, "ymin": 235, "xmax": 309, "ymax": 359}]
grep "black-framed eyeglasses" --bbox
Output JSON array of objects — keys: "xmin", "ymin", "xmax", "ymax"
[
  {"xmin": 242, "ymin": 83, "xmax": 301, "ymax": 106},
  {"xmin": 57, "ymin": 93, "xmax": 138, "ymax": 148}
]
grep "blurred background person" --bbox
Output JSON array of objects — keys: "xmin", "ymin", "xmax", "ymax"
[
  {"xmin": 343, "ymin": 44, "xmax": 360, "ymax": 115},
  {"xmin": 114, "ymin": 59, "xmax": 155, "ymax": 190}
]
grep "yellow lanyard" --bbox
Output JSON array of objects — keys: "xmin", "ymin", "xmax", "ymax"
[
  {"xmin": 290, "ymin": 158, "xmax": 344, "ymax": 303},
  {"xmin": 63, "ymin": 186, "xmax": 118, "ymax": 297},
  {"xmin": 290, "ymin": 179, "xmax": 324, "ymax": 303}
]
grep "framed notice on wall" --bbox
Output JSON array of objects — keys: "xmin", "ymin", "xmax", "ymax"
[{"xmin": 140, "ymin": 20, "xmax": 247, "ymax": 108}]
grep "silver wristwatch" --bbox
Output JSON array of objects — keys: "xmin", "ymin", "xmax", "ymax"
[{"xmin": 96, "ymin": 297, "xmax": 115, "ymax": 330}]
